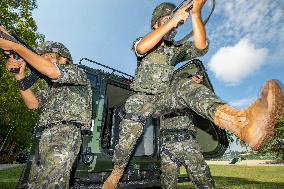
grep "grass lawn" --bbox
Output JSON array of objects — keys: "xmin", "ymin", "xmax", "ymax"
[
  {"xmin": 0, "ymin": 165, "xmax": 24, "ymax": 189},
  {"xmin": 179, "ymin": 165, "xmax": 284, "ymax": 189},
  {"xmin": 0, "ymin": 165, "xmax": 284, "ymax": 188}
]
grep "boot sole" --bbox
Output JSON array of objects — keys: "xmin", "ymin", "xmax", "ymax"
[{"xmin": 251, "ymin": 80, "xmax": 284, "ymax": 150}]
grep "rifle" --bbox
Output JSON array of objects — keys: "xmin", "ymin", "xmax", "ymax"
[
  {"xmin": 164, "ymin": 0, "xmax": 216, "ymax": 46},
  {"xmin": 0, "ymin": 23, "xmax": 44, "ymax": 90}
]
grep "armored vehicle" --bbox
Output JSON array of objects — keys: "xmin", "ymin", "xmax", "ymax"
[{"xmin": 18, "ymin": 58, "xmax": 228, "ymax": 189}]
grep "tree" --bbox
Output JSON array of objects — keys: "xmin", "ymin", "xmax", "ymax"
[
  {"xmin": 0, "ymin": 0, "xmax": 44, "ymax": 156},
  {"xmin": 257, "ymin": 116, "xmax": 284, "ymax": 160},
  {"xmin": 229, "ymin": 114, "xmax": 284, "ymax": 160}
]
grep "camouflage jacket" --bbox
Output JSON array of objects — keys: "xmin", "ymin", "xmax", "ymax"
[
  {"xmin": 36, "ymin": 62, "xmax": 92, "ymax": 129},
  {"xmin": 131, "ymin": 38, "xmax": 208, "ymax": 94}
]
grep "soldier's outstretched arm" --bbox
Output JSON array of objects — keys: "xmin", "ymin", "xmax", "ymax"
[
  {"xmin": 192, "ymin": 0, "xmax": 207, "ymax": 49},
  {"xmin": 6, "ymin": 55, "xmax": 39, "ymax": 109},
  {"xmin": 0, "ymin": 31, "xmax": 60, "ymax": 80},
  {"xmin": 136, "ymin": 3, "xmax": 192, "ymax": 55}
]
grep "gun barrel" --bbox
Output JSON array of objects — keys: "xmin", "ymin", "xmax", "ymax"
[
  {"xmin": 0, "ymin": 22, "xmax": 44, "ymax": 86},
  {"xmin": 11, "ymin": 33, "xmax": 37, "ymax": 54},
  {"xmin": 173, "ymin": 0, "xmax": 193, "ymax": 13}
]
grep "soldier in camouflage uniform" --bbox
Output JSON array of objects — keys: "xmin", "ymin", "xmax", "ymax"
[
  {"xmin": 159, "ymin": 70, "xmax": 215, "ymax": 189},
  {"xmin": 0, "ymin": 35, "xmax": 92, "ymax": 188},
  {"xmin": 102, "ymin": 1, "xmax": 284, "ymax": 188},
  {"xmin": 160, "ymin": 109, "xmax": 215, "ymax": 189}
]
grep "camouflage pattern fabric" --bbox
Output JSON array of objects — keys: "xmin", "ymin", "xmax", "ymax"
[
  {"xmin": 28, "ymin": 123, "xmax": 81, "ymax": 189},
  {"xmin": 37, "ymin": 41, "xmax": 73, "ymax": 63},
  {"xmin": 113, "ymin": 36, "xmax": 222, "ymax": 179},
  {"xmin": 160, "ymin": 111, "xmax": 215, "ymax": 189},
  {"xmin": 113, "ymin": 78, "xmax": 223, "ymax": 167},
  {"xmin": 131, "ymin": 38, "xmax": 208, "ymax": 94},
  {"xmin": 160, "ymin": 109, "xmax": 196, "ymax": 131},
  {"xmin": 27, "ymin": 62, "xmax": 92, "ymax": 188},
  {"xmin": 36, "ymin": 62, "xmax": 93, "ymax": 129},
  {"xmin": 113, "ymin": 119, "xmax": 144, "ymax": 167},
  {"xmin": 151, "ymin": 2, "xmax": 176, "ymax": 27},
  {"xmin": 160, "ymin": 138, "xmax": 215, "ymax": 189}
]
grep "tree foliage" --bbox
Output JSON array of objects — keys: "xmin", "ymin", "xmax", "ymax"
[
  {"xmin": 234, "ymin": 116, "xmax": 284, "ymax": 160},
  {"xmin": 0, "ymin": 0, "xmax": 44, "ymax": 155},
  {"xmin": 257, "ymin": 116, "xmax": 284, "ymax": 160}
]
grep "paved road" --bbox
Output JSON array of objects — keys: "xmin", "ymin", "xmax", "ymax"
[{"xmin": 0, "ymin": 164, "xmax": 22, "ymax": 170}]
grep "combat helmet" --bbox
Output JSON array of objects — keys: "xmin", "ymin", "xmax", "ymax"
[
  {"xmin": 151, "ymin": 2, "xmax": 176, "ymax": 28},
  {"xmin": 37, "ymin": 41, "xmax": 73, "ymax": 63}
]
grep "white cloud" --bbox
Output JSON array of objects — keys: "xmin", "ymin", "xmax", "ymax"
[
  {"xmin": 207, "ymin": 0, "xmax": 284, "ymax": 59},
  {"xmin": 211, "ymin": 0, "xmax": 284, "ymax": 41},
  {"xmin": 208, "ymin": 38, "xmax": 268, "ymax": 85}
]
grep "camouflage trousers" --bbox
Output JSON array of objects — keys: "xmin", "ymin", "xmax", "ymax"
[
  {"xmin": 113, "ymin": 79, "xmax": 223, "ymax": 168},
  {"xmin": 28, "ymin": 123, "xmax": 82, "ymax": 189},
  {"xmin": 160, "ymin": 137, "xmax": 215, "ymax": 189}
]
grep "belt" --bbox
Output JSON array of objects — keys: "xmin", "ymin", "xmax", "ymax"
[
  {"xmin": 47, "ymin": 120, "xmax": 83, "ymax": 129},
  {"xmin": 133, "ymin": 91, "xmax": 156, "ymax": 96},
  {"xmin": 161, "ymin": 129, "xmax": 196, "ymax": 142},
  {"xmin": 163, "ymin": 108, "xmax": 193, "ymax": 119}
]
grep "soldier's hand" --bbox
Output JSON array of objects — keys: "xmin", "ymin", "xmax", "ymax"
[
  {"xmin": 170, "ymin": 2, "xmax": 192, "ymax": 28},
  {"xmin": 192, "ymin": 0, "xmax": 206, "ymax": 15},
  {"xmin": 0, "ymin": 37, "xmax": 16, "ymax": 51},
  {"xmin": 192, "ymin": 74, "xmax": 203, "ymax": 84},
  {"xmin": 0, "ymin": 26, "xmax": 17, "ymax": 51},
  {"xmin": 6, "ymin": 54, "xmax": 26, "ymax": 80}
]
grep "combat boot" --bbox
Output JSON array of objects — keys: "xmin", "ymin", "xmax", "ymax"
[
  {"xmin": 214, "ymin": 80, "xmax": 284, "ymax": 150},
  {"xmin": 102, "ymin": 166, "xmax": 124, "ymax": 189}
]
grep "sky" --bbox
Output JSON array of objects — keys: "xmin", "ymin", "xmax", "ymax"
[{"xmin": 33, "ymin": 0, "xmax": 284, "ymax": 152}]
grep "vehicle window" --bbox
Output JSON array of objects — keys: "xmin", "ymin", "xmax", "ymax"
[{"xmin": 134, "ymin": 118, "xmax": 158, "ymax": 156}]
